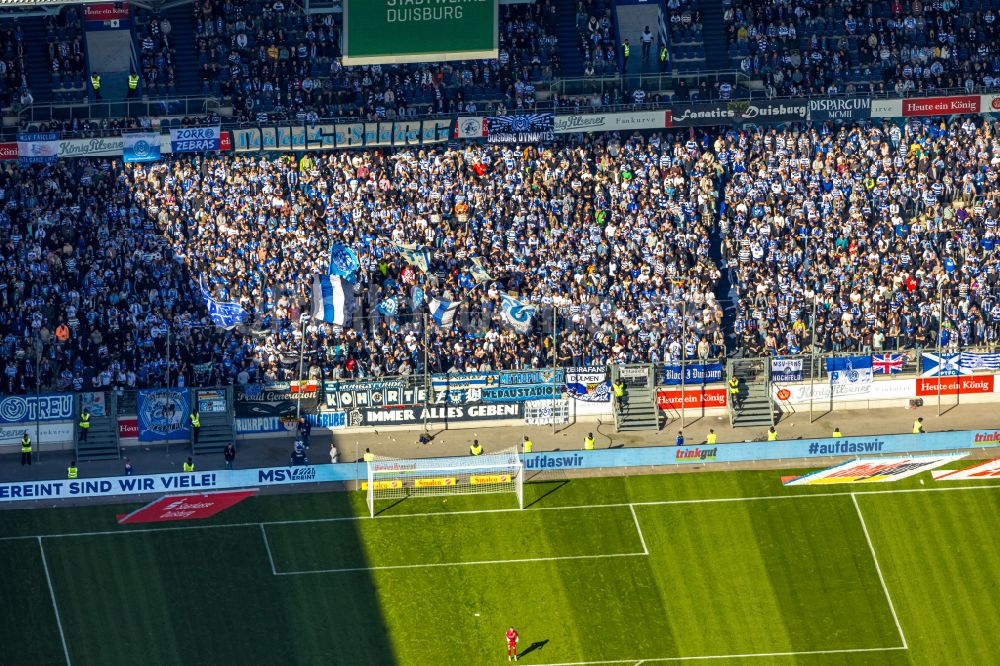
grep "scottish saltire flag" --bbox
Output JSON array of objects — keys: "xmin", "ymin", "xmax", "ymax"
[
  {"xmin": 328, "ymin": 243, "xmax": 360, "ymax": 282},
  {"xmin": 429, "ymin": 297, "xmax": 461, "ymax": 328},
  {"xmin": 825, "ymin": 356, "xmax": 873, "ymax": 385},
  {"xmin": 311, "ymin": 274, "xmax": 355, "ymax": 326},
  {"xmin": 395, "ymin": 242, "xmax": 431, "ymax": 273},
  {"xmin": 470, "ymin": 257, "xmax": 492, "ymax": 283},
  {"xmin": 199, "ymin": 278, "xmax": 249, "ymax": 329},
  {"xmin": 959, "ymin": 352, "xmax": 1000, "ymax": 371},
  {"xmin": 500, "ymin": 293, "xmax": 536, "ymax": 334},
  {"xmin": 921, "ymin": 352, "xmax": 966, "ymax": 377},
  {"xmin": 377, "ymin": 296, "xmax": 398, "ymax": 316},
  {"xmin": 871, "ymin": 353, "xmax": 907, "ymax": 375},
  {"xmin": 411, "ymin": 285, "xmax": 425, "ymax": 310}
]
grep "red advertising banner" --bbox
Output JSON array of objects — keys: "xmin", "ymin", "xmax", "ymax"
[
  {"xmin": 657, "ymin": 388, "xmax": 727, "ymax": 409},
  {"xmin": 118, "ymin": 418, "xmax": 138, "ymax": 438},
  {"xmin": 663, "ymin": 110, "xmax": 673, "ymax": 128},
  {"xmin": 902, "ymin": 95, "xmax": 979, "ymax": 117},
  {"xmin": 117, "ymin": 489, "xmax": 258, "ymax": 524},
  {"xmin": 916, "ymin": 376, "xmax": 994, "ymax": 397},
  {"xmin": 219, "ymin": 131, "xmax": 232, "ymax": 152},
  {"xmin": 83, "ymin": 3, "xmax": 131, "ymax": 22},
  {"xmin": 0, "ymin": 143, "xmax": 17, "ymax": 161}
]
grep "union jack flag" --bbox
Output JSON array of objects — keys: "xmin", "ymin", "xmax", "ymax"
[{"xmin": 871, "ymin": 353, "xmax": 907, "ymax": 374}]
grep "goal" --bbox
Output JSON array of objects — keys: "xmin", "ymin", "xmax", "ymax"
[{"xmin": 366, "ymin": 447, "xmax": 524, "ymax": 518}]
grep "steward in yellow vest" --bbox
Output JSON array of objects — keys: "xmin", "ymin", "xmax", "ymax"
[
  {"xmin": 68, "ymin": 462, "xmax": 78, "ymax": 479},
  {"xmin": 20, "ymin": 434, "xmax": 32, "ymax": 466},
  {"xmin": 522, "ymin": 437, "xmax": 532, "ymax": 453},
  {"xmin": 584, "ymin": 433, "xmax": 595, "ymax": 450},
  {"xmin": 470, "ymin": 440, "xmax": 483, "ymax": 456}
]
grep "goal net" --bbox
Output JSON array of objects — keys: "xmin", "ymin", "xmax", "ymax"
[{"xmin": 366, "ymin": 447, "xmax": 523, "ymax": 518}]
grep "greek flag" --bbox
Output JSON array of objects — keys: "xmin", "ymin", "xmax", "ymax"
[
  {"xmin": 199, "ymin": 278, "xmax": 248, "ymax": 329},
  {"xmin": 959, "ymin": 352, "xmax": 1000, "ymax": 371},
  {"xmin": 328, "ymin": 243, "xmax": 360, "ymax": 282},
  {"xmin": 395, "ymin": 242, "xmax": 431, "ymax": 273},
  {"xmin": 311, "ymin": 274, "xmax": 355, "ymax": 327},
  {"xmin": 429, "ymin": 297, "xmax": 461, "ymax": 328},
  {"xmin": 470, "ymin": 257, "xmax": 492, "ymax": 283},
  {"xmin": 500, "ymin": 293, "xmax": 536, "ymax": 334},
  {"xmin": 377, "ymin": 296, "xmax": 398, "ymax": 316},
  {"xmin": 921, "ymin": 352, "xmax": 966, "ymax": 377},
  {"xmin": 825, "ymin": 356, "xmax": 873, "ymax": 385}
]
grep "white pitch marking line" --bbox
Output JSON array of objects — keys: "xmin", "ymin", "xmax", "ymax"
[
  {"xmin": 629, "ymin": 504, "xmax": 649, "ymax": 555},
  {"xmin": 851, "ymin": 493, "xmax": 908, "ymax": 649},
  {"xmin": 532, "ymin": 645, "xmax": 908, "ymax": 666},
  {"xmin": 37, "ymin": 537, "xmax": 73, "ymax": 666},
  {"xmin": 276, "ymin": 550, "xmax": 649, "ymax": 575},
  {"xmin": 2, "ymin": 482, "xmax": 999, "ymax": 543},
  {"xmin": 259, "ymin": 524, "xmax": 277, "ymax": 576}
]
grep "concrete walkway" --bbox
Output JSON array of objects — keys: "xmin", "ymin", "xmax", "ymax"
[{"xmin": 2, "ymin": 400, "xmax": 995, "ymax": 485}]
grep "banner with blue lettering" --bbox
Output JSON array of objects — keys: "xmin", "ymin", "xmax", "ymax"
[
  {"xmin": 122, "ymin": 132, "xmax": 161, "ymax": 163},
  {"xmin": 770, "ymin": 358, "xmax": 803, "ymax": 383},
  {"xmin": 170, "ymin": 126, "xmax": 222, "ymax": 153},
  {"xmin": 137, "ymin": 388, "xmax": 191, "ymax": 441},
  {"xmin": 17, "ymin": 132, "xmax": 59, "ymax": 164},
  {"xmin": 0, "ymin": 394, "xmax": 75, "ymax": 423},
  {"xmin": 659, "ymin": 362, "xmax": 724, "ymax": 385}
]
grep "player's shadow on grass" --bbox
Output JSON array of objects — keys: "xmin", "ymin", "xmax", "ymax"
[{"xmin": 519, "ymin": 640, "xmax": 549, "ymax": 660}]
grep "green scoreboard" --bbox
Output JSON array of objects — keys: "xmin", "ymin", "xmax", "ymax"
[{"xmin": 343, "ymin": 0, "xmax": 498, "ymax": 65}]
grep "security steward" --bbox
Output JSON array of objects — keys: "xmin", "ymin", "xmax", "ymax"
[
  {"xmin": 90, "ymin": 72, "xmax": 101, "ymax": 99},
  {"xmin": 584, "ymin": 432, "xmax": 595, "ymax": 450},
  {"xmin": 190, "ymin": 409, "xmax": 201, "ymax": 443},
  {"xmin": 20, "ymin": 433, "xmax": 32, "ymax": 466},
  {"xmin": 522, "ymin": 436, "xmax": 532, "ymax": 453},
  {"xmin": 728, "ymin": 376, "xmax": 741, "ymax": 409},
  {"xmin": 127, "ymin": 70, "xmax": 139, "ymax": 98},
  {"xmin": 612, "ymin": 379, "xmax": 625, "ymax": 413},
  {"xmin": 363, "ymin": 448, "xmax": 375, "ymax": 462},
  {"xmin": 183, "ymin": 457, "xmax": 195, "ymax": 472},
  {"xmin": 767, "ymin": 426, "xmax": 778, "ymax": 441},
  {"xmin": 621, "ymin": 39, "xmax": 630, "ymax": 72},
  {"xmin": 79, "ymin": 408, "xmax": 91, "ymax": 442},
  {"xmin": 659, "ymin": 44, "xmax": 668, "ymax": 71},
  {"xmin": 68, "ymin": 461, "xmax": 78, "ymax": 479},
  {"xmin": 912, "ymin": 417, "xmax": 925, "ymax": 434},
  {"xmin": 470, "ymin": 439, "xmax": 483, "ymax": 456},
  {"xmin": 832, "ymin": 426, "xmax": 843, "ymax": 438},
  {"xmin": 706, "ymin": 429, "xmax": 717, "ymax": 445}
]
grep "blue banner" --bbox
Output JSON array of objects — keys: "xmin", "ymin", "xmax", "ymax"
[
  {"xmin": 0, "ymin": 394, "xmax": 74, "ymax": 423},
  {"xmin": 170, "ymin": 126, "xmax": 222, "ymax": 153},
  {"xmin": 137, "ymin": 389, "xmax": 191, "ymax": 441},
  {"xmin": 499, "ymin": 369, "xmax": 564, "ymax": 386},
  {"xmin": 483, "ymin": 385, "xmax": 559, "ymax": 403},
  {"xmin": 660, "ymin": 362, "xmax": 724, "ymax": 385},
  {"xmin": 122, "ymin": 132, "xmax": 161, "ymax": 163},
  {"xmin": 487, "ymin": 114, "xmax": 555, "ymax": 143},
  {"xmin": 826, "ymin": 356, "xmax": 873, "ymax": 385},
  {"xmin": 921, "ymin": 352, "xmax": 965, "ymax": 377}
]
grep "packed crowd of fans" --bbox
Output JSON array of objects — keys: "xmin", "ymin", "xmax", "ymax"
[
  {"xmin": 577, "ymin": 0, "xmax": 617, "ymax": 77},
  {"xmin": 725, "ymin": 0, "xmax": 1000, "ymax": 98},
  {"xmin": 721, "ymin": 117, "xmax": 1000, "ymax": 356},
  {"xmin": 136, "ymin": 10, "xmax": 177, "ymax": 95},
  {"xmin": 4, "ymin": 113, "xmax": 1000, "ymax": 394},
  {"xmin": 0, "ymin": 22, "xmax": 31, "ymax": 108}
]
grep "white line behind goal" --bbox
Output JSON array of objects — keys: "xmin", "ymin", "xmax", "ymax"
[{"xmin": 366, "ymin": 447, "xmax": 523, "ymax": 518}]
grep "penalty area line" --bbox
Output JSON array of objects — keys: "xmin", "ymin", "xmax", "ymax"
[
  {"xmin": 851, "ymin": 493, "xmax": 908, "ymax": 649},
  {"xmin": 535, "ymin": 645, "xmax": 908, "ymax": 666},
  {"xmin": 38, "ymin": 537, "xmax": 73, "ymax": 666}
]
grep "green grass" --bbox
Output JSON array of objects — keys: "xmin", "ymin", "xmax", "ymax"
[{"xmin": 1, "ymin": 468, "xmax": 999, "ymax": 665}]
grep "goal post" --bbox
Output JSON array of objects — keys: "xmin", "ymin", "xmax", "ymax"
[{"xmin": 365, "ymin": 447, "xmax": 524, "ymax": 518}]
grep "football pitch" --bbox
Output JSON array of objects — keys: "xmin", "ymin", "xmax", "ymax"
[{"xmin": 2, "ymin": 467, "xmax": 999, "ymax": 665}]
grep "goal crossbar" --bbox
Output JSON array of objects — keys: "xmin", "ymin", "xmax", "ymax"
[{"xmin": 366, "ymin": 448, "xmax": 523, "ymax": 518}]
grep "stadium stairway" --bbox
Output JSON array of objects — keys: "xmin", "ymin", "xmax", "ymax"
[
  {"xmin": 699, "ymin": 0, "xmax": 730, "ymax": 71},
  {"xmin": 163, "ymin": 5, "xmax": 200, "ymax": 97},
  {"xmin": 75, "ymin": 394, "xmax": 121, "ymax": 462},
  {"xmin": 553, "ymin": 0, "xmax": 584, "ymax": 77},
  {"xmin": 20, "ymin": 17, "xmax": 54, "ymax": 104},
  {"xmin": 192, "ymin": 400, "xmax": 235, "ymax": 457},
  {"xmin": 614, "ymin": 368, "xmax": 661, "ymax": 432},
  {"xmin": 729, "ymin": 359, "xmax": 777, "ymax": 428}
]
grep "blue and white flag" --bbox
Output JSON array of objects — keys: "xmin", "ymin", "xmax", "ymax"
[
  {"xmin": 328, "ymin": 243, "xmax": 360, "ymax": 282},
  {"xmin": 500, "ymin": 293, "xmax": 536, "ymax": 334},
  {"xmin": 429, "ymin": 297, "xmax": 461, "ymax": 328},
  {"xmin": 470, "ymin": 257, "xmax": 492, "ymax": 283},
  {"xmin": 17, "ymin": 132, "xmax": 59, "ymax": 164},
  {"xmin": 770, "ymin": 358, "xmax": 803, "ymax": 383},
  {"xmin": 411, "ymin": 285, "xmax": 425, "ymax": 310},
  {"xmin": 311, "ymin": 274, "xmax": 355, "ymax": 327},
  {"xmin": 959, "ymin": 352, "xmax": 1000, "ymax": 371},
  {"xmin": 122, "ymin": 131, "xmax": 161, "ymax": 163},
  {"xmin": 199, "ymin": 278, "xmax": 249, "ymax": 329},
  {"xmin": 921, "ymin": 352, "xmax": 966, "ymax": 377},
  {"xmin": 377, "ymin": 296, "xmax": 398, "ymax": 317},
  {"xmin": 825, "ymin": 356, "xmax": 873, "ymax": 385},
  {"xmin": 170, "ymin": 126, "xmax": 221, "ymax": 153},
  {"xmin": 395, "ymin": 242, "xmax": 431, "ymax": 273}
]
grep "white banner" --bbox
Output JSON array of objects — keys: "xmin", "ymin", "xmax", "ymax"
[
  {"xmin": 0, "ymin": 422, "xmax": 75, "ymax": 447},
  {"xmin": 555, "ymin": 111, "xmax": 669, "ymax": 134},
  {"xmin": 524, "ymin": 399, "xmax": 569, "ymax": 426},
  {"xmin": 772, "ymin": 378, "xmax": 914, "ymax": 405},
  {"xmin": 784, "ymin": 453, "xmax": 966, "ymax": 486},
  {"xmin": 455, "ymin": 116, "xmax": 486, "ymax": 138},
  {"xmin": 933, "ymin": 457, "xmax": 1000, "ymax": 481},
  {"xmin": 870, "ymin": 99, "xmax": 903, "ymax": 118}
]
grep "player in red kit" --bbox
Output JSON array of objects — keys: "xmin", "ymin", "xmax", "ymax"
[{"xmin": 505, "ymin": 627, "xmax": 520, "ymax": 661}]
